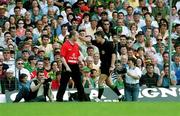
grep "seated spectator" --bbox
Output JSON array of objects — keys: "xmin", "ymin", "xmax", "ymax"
[
  {"xmin": 14, "ymin": 73, "xmax": 31, "ymax": 102},
  {"xmin": 30, "ymin": 70, "xmax": 53, "ymax": 102},
  {"xmin": 0, "ymin": 68, "xmax": 18, "ymax": 94},
  {"xmin": 81, "ymin": 66, "xmax": 93, "ymax": 88}
]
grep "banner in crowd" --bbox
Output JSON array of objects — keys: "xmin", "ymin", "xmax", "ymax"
[{"xmin": 1, "ymin": 86, "xmax": 180, "ymax": 103}]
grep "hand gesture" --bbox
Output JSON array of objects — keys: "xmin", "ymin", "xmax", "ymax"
[
  {"xmin": 109, "ymin": 66, "xmax": 115, "ymax": 74},
  {"xmin": 160, "ymin": 71, "xmax": 165, "ymax": 78}
]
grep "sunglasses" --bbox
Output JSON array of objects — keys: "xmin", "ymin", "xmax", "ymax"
[
  {"xmin": 17, "ymin": 63, "xmax": 23, "ymax": 65},
  {"xmin": 157, "ymin": 39, "xmax": 162, "ymax": 41}
]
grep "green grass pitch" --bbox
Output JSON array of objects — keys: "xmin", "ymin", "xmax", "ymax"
[{"xmin": 0, "ymin": 102, "xmax": 180, "ymax": 116}]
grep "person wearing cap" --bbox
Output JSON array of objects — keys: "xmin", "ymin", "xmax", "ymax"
[
  {"xmin": 0, "ymin": 5, "xmax": 8, "ymax": 27},
  {"xmin": 132, "ymin": 31, "xmax": 145, "ymax": 50},
  {"xmin": 81, "ymin": 66, "xmax": 93, "ymax": 88},
  {"xmin": 0, "ymin": 68, "xmax": 18, "ymax": 94},
  {"xmin": 56, "ymin": 31, "xmax": 86, "ymax": 102}
]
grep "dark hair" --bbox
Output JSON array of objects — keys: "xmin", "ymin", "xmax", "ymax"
[
  {"xmin": 19, "ymin": 73, "xmax": 27, "ymax": 82},
  {"xmin": 51, "ymin": 61, "xmax": 58, "ymax": 69},
  {"xmin": 41, "ymin": 35, "xmax": 49, "ymax": 40},
  {"xmin": 146, "ymin": 63, "xmax": 154, "ymax": 68},
  {"xmin": 162, "ymin": 51, "xmax": 169, "ymax": 56},
  {"xmin": 128, "ymin": 57, "xmax": 136, "ymax": 65},
  {"xmin": 87, "ymin": 46, "xmax": 94, "ymax": 51},
  {"xmin": 94, "ymin": 31, "xmax": 105, "ymax": 38},
  {"xmin": 136, "ymin": 57, "xmax": 144, "ymax": 67},
  {"xmin": 4, "ymin": 31, "xmax": 11, "ymax": 36},
  {"xmin": 28, "ymin": 55, "xmax": 36, "ymax": 62},
  {"xmin": 137, "ymin": 47, "xmax": 145, "ymax": 52},
  {"xmin": 37, "ymin": 70, "xmax": 44, "ymax": 76}
]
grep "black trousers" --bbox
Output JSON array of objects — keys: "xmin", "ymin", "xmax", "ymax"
[{"xmin": 56, "ymin": 64, "xmax": 85, "ymax": 101}]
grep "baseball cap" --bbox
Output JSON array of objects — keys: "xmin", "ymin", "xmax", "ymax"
[{"xmin": 82, "ymin": 66, "xmax": 91, "ymax": 72}]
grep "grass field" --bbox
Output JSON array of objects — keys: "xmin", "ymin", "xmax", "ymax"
[{"xmin": 0, "ymin": 102, "xmax": 180, "ymax": 116}]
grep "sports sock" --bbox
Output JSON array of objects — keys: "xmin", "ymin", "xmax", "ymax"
[
  {"xmin": 98, "ymin": 88, "xmax": 104, "ymax": 99},
  {"xmin": 110, "ymin": 85, "xmax": 121, "ymax": 96}
]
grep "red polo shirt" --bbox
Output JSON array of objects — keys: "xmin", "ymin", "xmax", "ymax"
[{"xmin": 60, "ymin": 40, "xmax": 80, "ymax": 64}]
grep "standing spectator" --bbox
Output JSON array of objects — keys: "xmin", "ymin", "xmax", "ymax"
[
  {"xmin": 124, "ymin": 57, "xmax": 142, "ymax": 101},
  {"xmin": 171, "ymin": 54, "xmax": 180, "ymax": 85},
  {"xmin": 48, "ymin": 61, "xmax": 60, "ymax": 90},
  {"xmin": 157, "ymin": 64, "xmax": 177, "ymax": 88},
  {"xmin": 56, "ymin": 31, "xmax": 86, "ymax": 102},
  {"xmin": 89, "ymin": 31, "xmax": 123, "ymax": 102},
  {"xmin": 140, "ymin": 63, "xmax": 159, "ymax": 88}
]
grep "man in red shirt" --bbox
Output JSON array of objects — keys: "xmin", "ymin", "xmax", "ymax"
[{"xmin": 56, "ymin": 31, "xmax": 86, "ymax": 102}]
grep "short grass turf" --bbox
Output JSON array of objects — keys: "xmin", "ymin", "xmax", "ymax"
[{"xmin": 0, "ymin": 102, "xmax": 180, "ymax": 116}]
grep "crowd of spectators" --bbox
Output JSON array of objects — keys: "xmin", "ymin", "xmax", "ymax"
[{"xmin": 0, "ymin": 0, "xmax": 180, "ymax": 102}]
